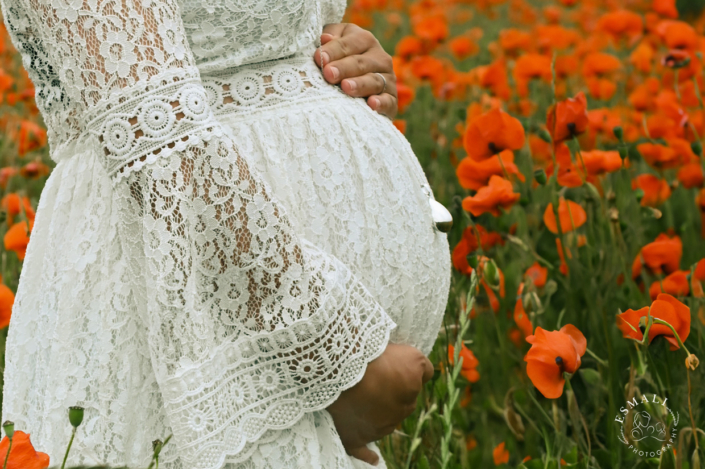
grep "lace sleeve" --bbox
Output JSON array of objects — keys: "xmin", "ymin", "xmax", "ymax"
[{"xmin": 3, "ymin": 1, "xmax": 395, "ymax": 467}]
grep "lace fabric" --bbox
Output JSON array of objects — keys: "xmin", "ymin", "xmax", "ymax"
[{"xmin": 0, "ymin": 0, "xmax": 450, "ymax": 467}]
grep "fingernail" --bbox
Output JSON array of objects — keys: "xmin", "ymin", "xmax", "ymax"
[
  {"xmin": 321, "ymin": 51, "xmax": 330, "ymax": 67},
  {"xmin": 346, "ymin": 80, "xmax": 357, "ymax": 91},
  {"xmin": 371, "ymin": 97, "xmax": 380, "ymax": 109},
  {"xmin": 330, "ymin": 66, "xmax": 339, "ymax": 80}
]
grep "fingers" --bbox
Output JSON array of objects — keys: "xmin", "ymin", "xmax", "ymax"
[
  {"xmin": 323, "ymin": 53, "xmax": 392, "ymax": 85},
  {"xmin": 348, "ymin": 446, "xmax": 380, "ymax": 466},
  {"xmin": 321, "ymin": 23, "xmax": 347, "ymax": 39},
  {"xmin": 341, "ymin": 72, "xmax": 394, "ymax": 97},
  {"xmin": 367, "ymin": 94, "xmax": 398, "ymax": 119},
  {"xmin": 321, "ymin": 24, "xmax": 377, "ymax": 64}
]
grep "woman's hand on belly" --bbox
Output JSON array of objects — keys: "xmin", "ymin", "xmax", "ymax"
[
  {"xmin": 326, "ymin": 344, "xmax": 434, "ymax": 465},
  {"xmin": 314, "ymin": 23, "xmax": 398, "ymax": 119}
]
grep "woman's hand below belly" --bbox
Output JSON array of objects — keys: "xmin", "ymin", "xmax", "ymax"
[{"xmin": 326, "ymin": 344, "xmax": 433, "ymax": 466}]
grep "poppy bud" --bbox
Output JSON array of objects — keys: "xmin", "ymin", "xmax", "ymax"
[
  {"xmin": 537, "ymin": 129, "xmax": 552, "ymax": 143},
  {"xmin": 648, "ymin": 208, "xmax": 663, "ymax": 219},
  {"xmin": 484, "ymin": 259, "xmax": 500, "ymax": 286},
  {"xmin": 586, "ymin": 182, "xmax": 601, "ymax": 200},
  {"xmin": 467, "ymin": 254, "xmax": 479, "ymax": 269},
  {"xmin": 612, "ymin": 126, "xmax": 623, "ymax": 141},
  {"xmin": 152, "ymin": 439, "xmax": 164, "ymax": 455},
  {"xmin": 618, "ymin": 147, "xmax": 628, "ymax": 160},
  {"xmin": 634, "ymin": 188, "xmax": 645, "ymax": 202},
  {"xmin": 608, "ymin": 208, "xmax": 619, "ymax": 222},
  {"xmin": 686, "ymin": 353, "xmax": 700, "ymax": 370},
  {"xmin": 692, "ymin": 141, "xmax": 703, "ymax": 156},
  {"xmin": 68, "ymin": 406, "xmax": 84, "ymax": 428},
  {"xmin": 2, "ymin": 421, "xmax": 13, "ymax": 439},
  {"xmin": 693, "ymin": 449, "xmax": 701, "ymax": 469},
  {"xmin": 534, "ymin": 169, "xmax": 547, "ymax": 185}
]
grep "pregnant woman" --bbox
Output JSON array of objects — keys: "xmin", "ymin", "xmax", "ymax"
[{"xmin": 0, "ymin": 1, "xmax": 451, "ymax": 468}]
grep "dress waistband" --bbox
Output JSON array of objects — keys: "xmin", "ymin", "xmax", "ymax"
[{"xmin": 199, "ymin": 48, "xmax": 346, "ymax": 117}]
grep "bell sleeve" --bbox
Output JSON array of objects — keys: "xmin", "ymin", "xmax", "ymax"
[{"xmin": 19, "ymin": 0, "xmax": 396, "ymax": 467}]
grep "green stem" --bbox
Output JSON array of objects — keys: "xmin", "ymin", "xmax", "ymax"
[
  {"xmin": 585, "ymin": 347, "xmax": 608, "ymax": 366},
  {"xmin": 60, "ymin": 428, "xmax": 76, "ymax": 469},
  {"xmin": 651, "ymin": 318, "xmax": 691, "ymax": 356},
  {"xmin": 2, "ymin": 437, "xmax": 11, "ymax": 469},
  {"xmin": 528, "ymin": 389, "xmax": 556, "ymax": 430}
]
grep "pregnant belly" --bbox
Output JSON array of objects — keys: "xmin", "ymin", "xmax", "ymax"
[{"xmin": 205, "ymin": 58, "xmax": 451, "ymax": 355}]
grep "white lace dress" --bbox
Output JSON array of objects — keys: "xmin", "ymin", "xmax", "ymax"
[{"xmin": 0, "ymin": 0, "xmax": 451, "ymax": 468}]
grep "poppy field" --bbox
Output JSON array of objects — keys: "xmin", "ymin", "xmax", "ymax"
[
  {"xmin": 349, "ymin": 0, "xmax": 705, "ymax": 467},
  {"xmin": 0, "ymin": 0, "xmax": 705, "ymax": 467}
]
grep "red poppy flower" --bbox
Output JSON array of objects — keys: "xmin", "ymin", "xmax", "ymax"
[
  {"xmin": 456, "ymin": 150, "xmax": 525, "ymax": 190},
  {"xmin": 543, "ymin": 198, "xmax": 587, "ymax": 234},
  {"xmin": 649, "ymin": 270, "xmax": 689, "ymax": 299},
  {"xmin": 4, "ymin": 220, "xmax": 33, "ymax": 260},
  {"xmin": 546, "ymin": 92, "xmax": 588, "ymax": 144},
  {"xmin": 535, "ymin": 25, "xmax": 580, "ymax": 51},
  {"xmin": 466, "ymin": 434, "xmax": 478, "ymax": 450},
  {"xmin": 525, "ymin": 325, "xmax": 586, "ymax": 398},
  {"xmin": 17, "ymin": 121, "xmax": 47, "ymax": 156},
  {"xmin": 462, "ymin": 175, "xmax": 520, "ymax": 216},
  {"xmin": 653, "ymin": 0, "xmax": 679, "ymax": 18},
  {"xmin": 677, "ymin": 163, "xmax": 703, "ymax": 189},
  {"xmin": 463, "ymin": 108, "xmax": 526, "ymax": 161},
  {"xmin": 395, "ymin": 36, "xmax": 424, "ymax": 60},
  {"xmin": 513, "ymin": 53, "xmax": 552, "ymax": 97},
  {"xmin": 0, "ymin": 282, "xmax": 14, "ymax": 329},
  {"xmin": 449, "ymin": 36, "xmax": 478, "ymax": 60},
  {"xmin": 451, "ymin": 225, "xmax": 504, "ymax": 274},
  {"xmin": 448, "ymin": 343, "xmax": 480, "ymax": 382},
  {"xmin": 409, "ymin": 55, "xmax": 447, "ymax": 86},
  {"xmin": 412, "ymin": 15, "xmax": 449, "ymax": 43},
  {"xmin": 0, "ymin": 431, "xmax": 50, "ymax": 469},
  {"xmin": 657, "ymin": 20, "xmax": 698, "ymax": 50},
  {"xmin": 1, "ymin": 193, "xmax": 35, "ymax": 225},
  {"xmin": 630, "ymin": 42, "xmax": 655, "ymax": 74},
  {"xmin": 617, "ymin": 293, "xmax": 690, "ymax": 350},
  {"xmin": 586, "ymin": 77, "xmax": 618, "ymax": 101},
  {"xmin": 499, "ymin": 29, "xmax": 533, "ymax": 54},
  {"xmin": 525, "ymin": 262, "xmax": 548, "ymax": 288},
  {"xmin": 597, "ymin": 10, "xmax": 644, "ymax": 42},
  {"xmin": 493, "ymin": 442, "xmax": 510, "ymax": 465},
  {"xmin": 0, "ymin": 167, "xmax": 18, "ymax": 190},
  {"xmin": 632, "ymin": 233, "xmax": 682, "ymax": 279},
  {"xmin": 580, "ymin": 150, "xmax": 623, "ymax": 175},
  {"xmin": 582, "ymin": 52, "xmax": 622, "ymax": 78},
  {"xmin": 20, "ymin": 161, "xmax": 50, "ymax": 179},
  {"xmin": 637, "ymin": 143, "xmax": 680, "ymax": 169},
  {"xmin": 396, "ymin": 83, "xmax": 415, "ymax": 114},
  {"xmin": 632, "ymin": 174, "xmax": 671, "ymax": 207}
]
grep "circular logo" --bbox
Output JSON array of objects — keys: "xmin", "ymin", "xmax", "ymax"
[{"xmin": 615, "ymin": 393, "xmax": 679, "ymax": 459}]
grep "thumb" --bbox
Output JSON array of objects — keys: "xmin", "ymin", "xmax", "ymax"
[
  {"xmin": 348, "ymin": 446, "xmax": 380, "ymax": 466},
  {"xmin": 421, "ymin": 356, "xmax": 434, "ymax": 384}
]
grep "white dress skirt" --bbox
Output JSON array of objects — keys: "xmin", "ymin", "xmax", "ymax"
[{"xmin": 0, "ymin": 0, "xmax": 451, "ymax": 467}]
